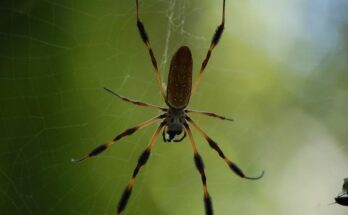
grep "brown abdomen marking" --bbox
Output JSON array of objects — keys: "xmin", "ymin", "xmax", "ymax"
[{"xmin": 166, "ymin": 46, "xmax": 193, "ymax": 109}]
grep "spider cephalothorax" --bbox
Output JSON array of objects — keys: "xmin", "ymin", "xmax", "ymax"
[
  {"xmin": 163, "ymin": 108, "xmax": 186, "ymax": 142},
  {"xmin": 73, "ymin": 1, "xmax": 264, "ymax": 215}
]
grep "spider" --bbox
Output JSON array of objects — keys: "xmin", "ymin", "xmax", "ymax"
[{"xmin": 72, "ymin": 0, "xmax": 264, "ymax": 214}]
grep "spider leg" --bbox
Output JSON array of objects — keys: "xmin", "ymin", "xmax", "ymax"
[
  {"xmin": 185, "ymin": 109, "xmax": 233, "ymax": 122},
  {"xmin": 186, "ymin": 116, "xmax": 264, "ymax": 180},
  {"xmin": 104, "ymin": 87, "xmax": 167, "ymax": 111},
  {"xmin": 136, "ymin": 0, "xmax": 166, "ymax": 99},
  {"xmin": 162, "ymin": 126, "xmax": 168, "ymax": 142},
  {"xmin": 117, "ymin": 122, "xmax": 165, "ymax": 215},
  {"xmin": 192, "ymin": 0, "xmax": 226, "ymax": 94},
  {"xmin": 71, "ymin": 114, "xmax": 166, "ymax": 163},
  {"xmin": 184, "ymin": 123, "xmax": 213, "ymax": 215}
]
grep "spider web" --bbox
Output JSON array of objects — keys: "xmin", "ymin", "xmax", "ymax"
[{"xmin": 1, "ymin": 0, "xmax": 348, "ymax": 215}]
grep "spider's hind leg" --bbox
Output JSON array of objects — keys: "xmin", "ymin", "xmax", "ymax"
[
  {"xmin": 136, "ymin": 0, "xmax": 166, "ymax": 99},
  {"xmin": 192, "ymin": 0, "xmax": 226, "ymax": 94}
]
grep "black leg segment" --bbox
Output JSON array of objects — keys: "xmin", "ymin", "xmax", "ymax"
[
  {"xmin": 186, "ymin": 116, "xmax": 264, "ymax": 180},
  {"xmin": 116, "ymin": 123, "xmax": 164, "ymax": 215}
]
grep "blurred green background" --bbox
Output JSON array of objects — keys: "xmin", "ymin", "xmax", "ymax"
[{"xmin": 1, "ymin": 0, "xmax": 348, "ymax": 214}]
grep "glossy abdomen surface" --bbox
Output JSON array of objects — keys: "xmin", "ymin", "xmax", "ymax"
[{"xmin": 166, "ymin": 46, "xmax": 193, "ymax": 109}]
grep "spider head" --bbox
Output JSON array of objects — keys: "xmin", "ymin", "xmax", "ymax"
[
  {"xmin": 164, "ymin": 122, "xmax": 186, "ymax": 143},
  {"xmin": 163, "ymin": 109, "xmax": 187, "ymax": 142},
  {"xmin": 167, "ymin": 124, "xmax": 182, "ymax": 140}
]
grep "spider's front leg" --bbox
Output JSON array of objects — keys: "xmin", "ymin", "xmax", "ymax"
[
  {"xmin": 186, "ymin": 116, "xmax": 264, "ymax": 180},
  {"xmin": 184, "ymin": 123, "xmax": 214, "ymax": 215},
  {"xmin": 117, "ymin": 122, "xmax": 165, "ymax": 215}
]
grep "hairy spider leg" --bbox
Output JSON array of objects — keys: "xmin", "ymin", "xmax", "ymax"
[
  {"xmin": 117, "ymin": 122, "xmax": 165, "ymax": 215},
  {"xmin": 71, "ymin": 114, "xmax": 166, "ymax": 163},
  {"xmin": 104, "ymin": 87, "xmax": 167, "ymax": 111},
  {"xmin": 185, "ymin": 109, "xmax": 233, "ymax": 121},
  {"xmin": 186, "ymin": 116, "xmax": 264, "ymax": 180},
  {"xmin": 136, "ymin": 0, "xmax": 166, "ymax": 99},
  {"xmin": 184, "ymin": 123, "xmax": 213, "ymax": 215},
  {"xmin": 192, "ymin": 0, "xmax": 226, "ymax": 94}
]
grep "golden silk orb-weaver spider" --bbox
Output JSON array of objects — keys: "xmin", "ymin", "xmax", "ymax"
[{"xmin": 72, "ymin": 0, "xmax": 264, "ymax": 214}]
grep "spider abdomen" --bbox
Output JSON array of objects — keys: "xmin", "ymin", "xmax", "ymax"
[{"xmin": 166, "ymin": 46, "xmax": 193, "ymax": 109}]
